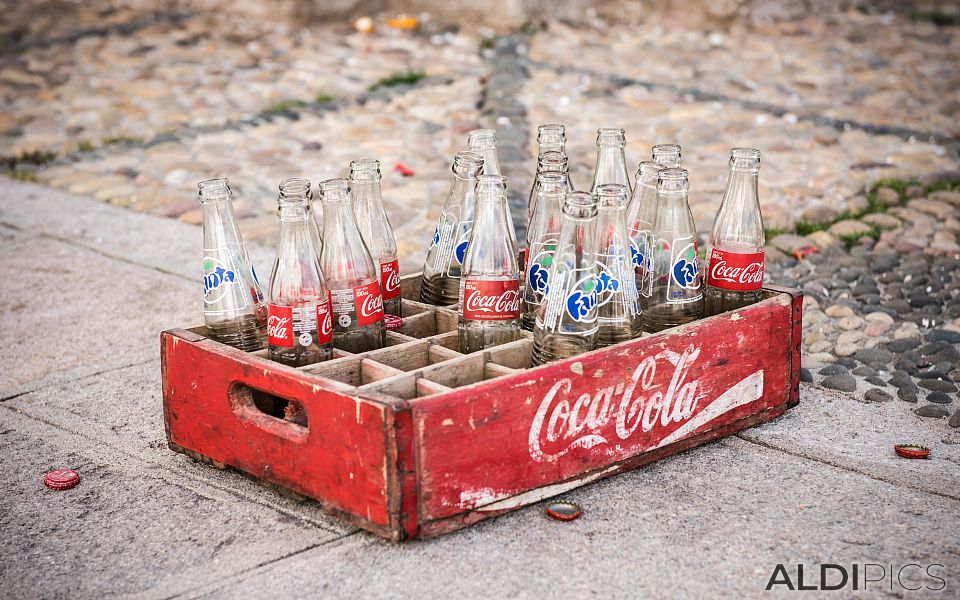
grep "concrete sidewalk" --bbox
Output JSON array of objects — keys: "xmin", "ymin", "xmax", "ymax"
[{"xmin": 1, "ymin": 176, "xmax": 957, "ymax": 599}]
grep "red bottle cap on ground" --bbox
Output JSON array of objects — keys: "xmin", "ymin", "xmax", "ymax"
[
  {"xmin": 44, "ymin": 469, "xmax": 80, "ymax": 490},
  {"xmin": 894, "ymin": 444, "xmax": 930, "ymax": 459},
  {"xmin": 385, "ymin": 314, "xmax": 404, "ymax": 330},
  {"xmin": 546, "ymin": 500, "xmax": 582, "ymax": 521}
]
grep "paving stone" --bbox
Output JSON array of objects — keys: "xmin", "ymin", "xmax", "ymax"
[
  {"xmin": 863, "ymin": 388, "xmax": 893, "ymax": 403},
  {"xmin": 914, "ymin": 404, "xmax": 950, "ymax": 418},
  {"xmin": 821, "ymin": 374, "xmax": 857, "ymax": 393}
]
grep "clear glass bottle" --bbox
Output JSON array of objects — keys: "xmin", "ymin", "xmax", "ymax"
[
  {"xmin": 590, "ymin": 128, "xmax": 632, "ymax": 196},
  {"xmin": 467, "ymin": 129, "xmax": 501, "ymax": 176},
  {"xmin": 645, "ymin": 168, "xmax": 703, "ymax": 332},
  {"xmin": 625, "ymin": 161, "xmax": 664, "ymax": 325},
  {"xmin": 318, "ymin": 178, "xmax": 385, "ymax": 352},
  {"xmin": 705, "ymin": 148, "xmax": 765, "ymax": 316},
  {"xmin": 469, "ymin": 130, "xmax": 518, "ymax": 269},
  {"xmin": 198, "ymin": 178, "xmax": 266, "ymax": 351},
  {"xmin": 350, "ymin": 159, "xmax": 402, "ymax": 317},
  {"xmin": 522, "ymin": 172, "xmax": 567, "ymax": 331},
  {"xmin": 594, "ymin": 183, "xmax": 640, "ymax": 346},
  {"xmin": 652, "ymin": 143, "xmax": 682, "ymax": 168},
  {"xmin": 537, "ymin": 123, "xmax": 566, "ymax": 154},
  {"xmin": 420, "ymin": 151, "xmax": 484, "ymax": 305},
  {"xmin": 527, "ymin": 150, "xmax": 573, "ymax": 224},
  {"xmin": 267, "ymin": 178, "xmax": 333, "ymax": 367},
  {"xmin": 458, "ymin": 175, "xmax": 521, "ymax": 353},
  {"xmin": 532, "ymin": 191, "xmax": 600, "ymax": 365}
]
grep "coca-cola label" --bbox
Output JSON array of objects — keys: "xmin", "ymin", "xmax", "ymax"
[
  {"xmin": 267, "ymin": 305, "xmax": 294, "ymax": 347},
  {"xmin": 316, "ymin": 300, "xmax": 333, "ymax": 344},
  {"xmin": 354, "ymin": 281, "xmax": 384, "ymax": 326},
  {"xmin": 706, "ymin": 248, "xmax": 764, "ymax": 291},
  {"xmin": 462, "ymin": 279, "xmax": 521, "ymax": 321},
  {"xmin": 527, "ymin": 345, "xmax": 764, "ymax": 463},
  {"xmin": 380, "ymin": 259, "xmax": 401, "ymax": 300}
]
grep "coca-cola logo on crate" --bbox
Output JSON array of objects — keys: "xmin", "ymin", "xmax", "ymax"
[
  {"xmin": 527, "ymin": 345, "xmax": 764, "ymax": 462},
  {"xmin": 707, "ymin": 248, "xmax": 764, "ymax": 291},
  {"xmin": 462, "ymin": 279, "xmax": 521, "ymax": 321}
]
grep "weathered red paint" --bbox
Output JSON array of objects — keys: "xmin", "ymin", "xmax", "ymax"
[{"xmin": 161, "ymin": 279, "xmax": 801, "ymax": 541}]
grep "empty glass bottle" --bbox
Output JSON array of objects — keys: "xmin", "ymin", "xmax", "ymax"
[
  {"xmin": 458, "ymin": 175, "xmax": 521, "ymax": 353},
  {"xmin": 645, "ymin": 168, "xmax": 703, "ymax": 332},
  {"xmin": 527, "ymin": 150, "xmax": 573, "ymax": 224},
  {"xmin": 351, "ymin": 159, "xmax": 401, "ymax": 317},
  {"xmin": 522, "ymin": 172, "xmax": 567, "ymax": 331},
  {"xmin": 705, "ymin": 148, "xmax": 765, "ymax": 316},
  {"xmin": 420, "ymin": 151, "xmax": 484, "ymax": 305},
  {"xmin": 533, "ymin": 191, "xmax": 600, "ymax": 365},
  {"xmin": 319, "ymin": 178, "xmax": 385, "ymax": 352},
  {"xmin": 467, "ymin": 129, "xmax": 501, "ymax": 176},
  {"xmin": 267, "ymin": 178, "xmax": 333, "ymax": 367},
  {"xmin": 594, "ymin": 183, "xmax": 640, "ymax": 346},
  {"xmin": 591, "ymin": 128, "xmax": 632, "ymax": 195},
  {"xmin": 537, "ymin": 123, "xmax": 567, "ymax": 154},
  {"xmin": 625, "ymin": 161, "xmax": 664, "ymax": 322},
  {"xmin": 199, "ymin": 178, "xmax": 266, "ymax": 351},
  {"xmin": 652, "ymin": 144, "xmax": 682, "ymax": 168}
]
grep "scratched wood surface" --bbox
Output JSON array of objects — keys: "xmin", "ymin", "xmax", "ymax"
[{"xmin": 161, "ymin": 279, "xmax": 801, "ymax": 541}]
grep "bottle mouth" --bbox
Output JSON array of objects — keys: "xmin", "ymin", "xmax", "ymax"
[
  {"xmin": 349, "ymin": 159, "xmax": 381, "ymax": 182},
  {"xmin": 452, "ymin": 150, "xmax": 483, "ymax": 177},
  {"xmin": 538, "ymin": 150, "xmax": 568, "ymax": 170},
  {"xmin": 658, "ymin": 167, "xmax": 689, "ymax": 192},
  {"xmin": 318, "ymin": 177, "xmax": 351, "ymax": 204},
  {"xmin": 467, "ymin": 129, "xmax": 497, "ymax": 151},
  {"xmin": 652, "ymin": 144, "xmax": 682, "ymax": 168},
  {"xmin": 537, "ymin": 123, "xmax": 566, "ymax": 145},
  {"xmin": 729, "ymin": 147, "xmax": 761, "ymax": 170},
  {"xmin": 563, "ymin": 191, "xmax": 597, "ymax": 217},
  {"xmin": 596, "ymin": 128, "xmax": 625, "ymax": 147},
  {"xmin": 636, "ymin": 160, "xmax": 664, "ymax": 181},
  {"xmin": 536, "ymin": 172, "xmax": 566, "ymax": 195},
  {"xmin": 476, "ymin": 174, "xmax": 507, "ymax": 198},
  {"xmin": 198, "ymin": 177, "xmax": 231, "ymax": 202},
  {"xmin": 594, "ymin": 183, "xmax": 629, "ymax": 208},
  {"xmin": 278, "ymin": 177, "xmax": 312, "ymax": 201}
]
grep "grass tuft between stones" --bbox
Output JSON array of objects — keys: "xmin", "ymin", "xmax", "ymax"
[{"xmin": 369, "ymin": 70, "xmax": 427, "ymax": 91}]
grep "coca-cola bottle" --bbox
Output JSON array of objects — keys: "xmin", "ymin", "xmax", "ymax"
[
  {"xmin": 469, "ymin": 130, "xmax": 519, "ymax": 269},
  {"xmin": 198, "ymin": 178, "xmax": 266, "ymax": 351},
  {"xmin": 267, "ymin": 178, "xmax": 333, "ymax": 366},
  {"xmin": 652, "ymin": 144, "xmax": 682, "ymax": 168},
  {"xmin": 522, "ymin": 172, "xmax": 567, "ymax": 331},
  {"xmin": 420, "ymin": 151, "xmax": 484, "ymax": 305},
  {"xmin": 705, "ymin": 148, "xmax": 765, "ymax": 316},
  {"xmin": 590, "ymin": 128, "xmax": 632, "ymax": 195},
  {"xmin": 350, "ymin": 159, "xmax": 401, "ymax": 318},
  {"xmin": 318, "ymin": 178, "xmax": 385, "ymax": 352},
  {"xmin": 527, "ymin": 150, "xmax": 573, "ymax": 224},
  {"xmin": 459, "ymin": 175, "xmax": 522, "ymax": 353},
  {"xmin": 533, "ymin": 191, "xmax": 599, "ymax": 365},
  {"xmin": 644, "ymin": 168, "xmax": 703, "ymax": 332},
  {"xmin": 594, "ymin": 183, "xmax": 640, "ymax": 346},
  {"xmin": 625, "ymin": 161, "xmax": 664, "ymax": 322}
]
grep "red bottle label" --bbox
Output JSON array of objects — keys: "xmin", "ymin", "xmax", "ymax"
[
  {"xmin": 354, "ymin": 280, "xmax": 385, "ymax": 326},
  {"xmin": 706, "ymin": 248, "xmax": 765, "ymax": 291},
  {"xmin": 267, "ymin": 304, "xmax": 294, "ymax": 347},
  {"xmin": 316, "ymin": 299, "xmax": 333, "ymax": 344},
  {"xmin": 380, "ymin": 259, "xmax": 401, "ymax": 300},
  {"xmin": 462, "ymin": 279, "xmax": 521, "ymax": 321}
]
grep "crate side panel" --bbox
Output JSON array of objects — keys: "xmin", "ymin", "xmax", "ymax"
[
  {"xmin": 413, "ymin": 297, "xmax": 794, "ymax": 522},
  {"xmin": 161, "ymin": 333, "xmax": 393, "ymax": 528}
]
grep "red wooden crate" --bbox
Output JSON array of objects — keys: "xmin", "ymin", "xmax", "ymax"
[{"xmin": 161, "ymin": 275, "xmax": 801, "ymax": 541}]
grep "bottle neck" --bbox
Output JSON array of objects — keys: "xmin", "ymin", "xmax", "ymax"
[
  {"xmin": 594, "ymin": 146, "xmax": 629, "ymax": 189},
  {"xmin": 448, "ymin": 173, "xmax": 476, "ymax": 206},
  {"xmin": 721, "ymin": 168, "xmax": 760, "ymax": 210},
  {"xmin": 201, "ymin": 198, "xmax": 242, "ymax": 247}
]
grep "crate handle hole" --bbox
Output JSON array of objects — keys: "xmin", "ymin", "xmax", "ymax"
[{"xmin": 230, "ymin": 383, "xmax": 309, "ymax": 430}]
